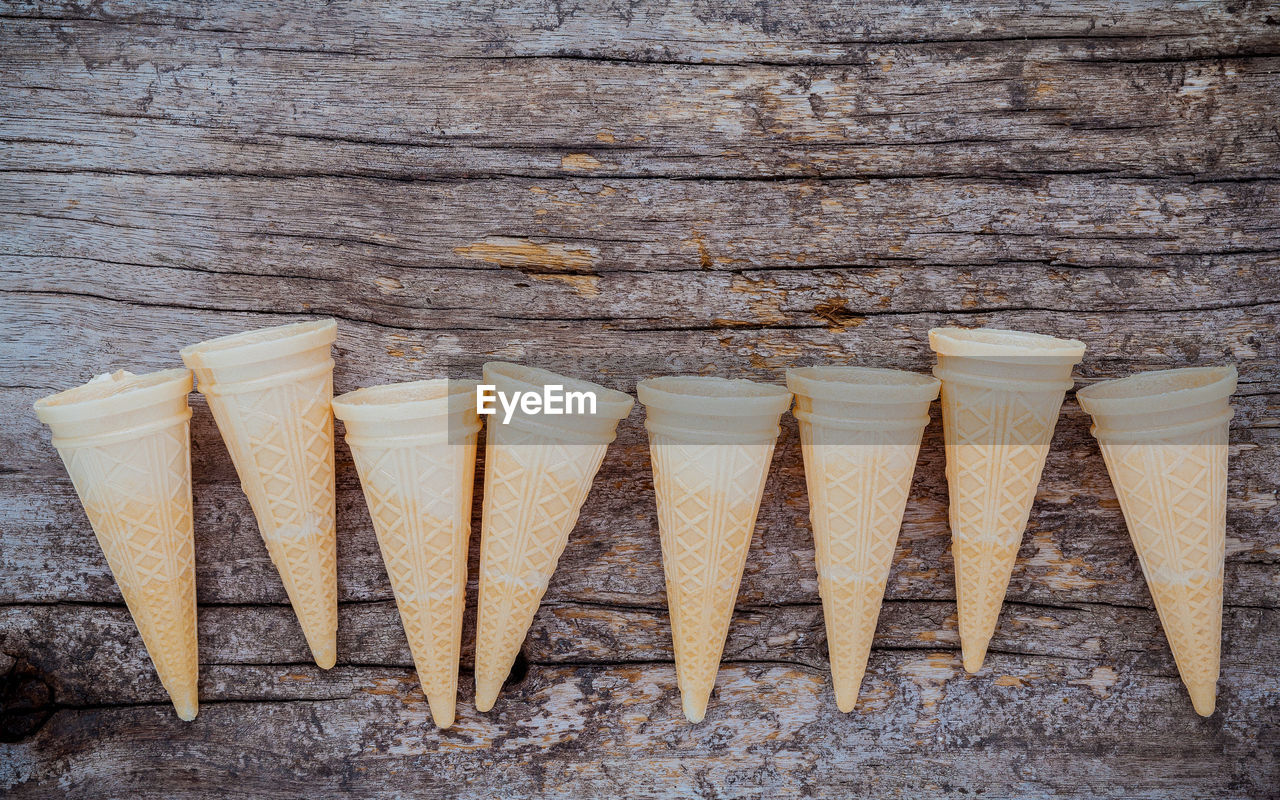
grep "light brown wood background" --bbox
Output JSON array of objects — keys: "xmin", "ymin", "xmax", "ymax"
[{"xmin": 1, "ymin": 1, "xmax": 1278, "ymax": 797}]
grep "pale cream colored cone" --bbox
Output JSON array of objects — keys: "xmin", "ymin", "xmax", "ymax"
[
  {"xmin": 181, "ymin": 320, "xmax": 338, "ymax": 669},
  {"xmin": 333, "ymin": 379, "xmax": 480, "ymax": 728},
  {"xmin": 929, "ymin": 328, "xmax": 1085, "ymax": 673},
  {"xmin": 787, "ymin": 367, "xmax": 939, "ymax": 712},
  {"xmin": 638, "ymin": 376, "xmax": 791, "ymax": 723},
  {"xmin": 1078, "ymin": 366, "xmax": 1236, "ymax": 716},
  {"xmin": 474, "ymin": 363, "xmax": 634, "ymax": 711},
  {"xmin": 35, "ymin": 369, "xmax": 200, "ymax": 721}
]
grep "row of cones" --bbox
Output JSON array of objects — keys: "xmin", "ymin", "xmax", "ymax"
[{"xmin": 34, "ymin": 322, "xmax": 1236, "ymax": 724}]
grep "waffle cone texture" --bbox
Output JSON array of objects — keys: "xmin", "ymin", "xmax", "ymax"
[
  {"xmin": 930, "ymin": 328, "xmax": 1085, "ymax": 673},
  {"xmin": 334, "ymin": 379, "xmax": 480, "ymax": 728},
  {"xmin": 1078, "ymin": 365, "xmax": 1236, "ymax": 716},
  {"xmin": 639, "ymin": 376, "xmax": 791, "ymax": 722},
  {"xmin": 474, "ymin": 363, "xmax": 634, "ymax": 711},
  {"xmin": 181, "ymin": 320, "xmax": 339, "ymax": 669},
  {"xmin": 35, "ymin": 369, "xmax": 200, "ymax": 720},
  {"xmin": 787, "ymin": 367, "xmax": 940, "ymax": 712}
]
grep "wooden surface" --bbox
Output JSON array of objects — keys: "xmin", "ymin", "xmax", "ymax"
[{"xmin": 2, "ymin": 1, "xmax": 1278, "ymax": 797}]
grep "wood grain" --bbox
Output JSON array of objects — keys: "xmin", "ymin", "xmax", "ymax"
[
  {"xmin": 2, "ymin": 1, "xmax": 1278, "ymax": 179},
  {"xmin": 1, "ymin": 1, "xmax": 1278, "ymax": 797}
]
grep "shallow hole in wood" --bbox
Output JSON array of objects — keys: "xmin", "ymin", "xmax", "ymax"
[
  {"xmin": 0, "ymin": 659, "xmax": 55, "ymax": 743},
  {"xmin": 504, "ymin": 651, "xmax": 531, "ymax": 692}
]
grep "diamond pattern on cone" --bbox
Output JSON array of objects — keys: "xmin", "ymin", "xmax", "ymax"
[
  {"xmin": 800, "ymin": 426, "xmax": 922, "ymax": 712},
  {"xmin": 940, "ymin": 381, "xmax": 1065, "ymax": 673},
  {"xmin": 474, "ymin": 425, "xmax": 609, "ymax": 711},
  {"xmin": 59, "ymin": 419, "xmax": 199, "ymax": 720},
  {"xmin": 205, "ymin": 369, "xmax": 337, "ymax": 668},
  {"xmin": 1098, "ymin": 433, "xmax": 1226, "ymax": 716},
  {"xmin": 650, "ymin": 436, "xmax": 775, "ymax": 723},
  {"xmin": 347, "ymin": 432, "xmax": 477, "ymax": 728}
]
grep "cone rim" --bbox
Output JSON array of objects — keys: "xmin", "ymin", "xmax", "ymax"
[
  {"xmin": 786, "ymin": 366, "xmax": 940, "ymax": 405},
  {"xmin": 180, "ymin": 319, "xmax": 337, "ymax": 371},
  {"xmin": 1077, "ymin": 365, "xmax": 1237, "ymax": 416},
  {"xmin": 482, "ymin": 362, "xmax": 634, "ymax": 419},
  {"xmin": 34, "ymin": 368, "xmax": 192, "ymax": 425},
  {"xmin": 637, "ymin": 375, "xmax": 791, "ymax": 417},
  {"xmin": 333, "ymin": 378, "xmax": 480, "ymax": 422},
  {"xmin": 928, "ymin": 327, "xmax": 1085, "ymax": 360}
]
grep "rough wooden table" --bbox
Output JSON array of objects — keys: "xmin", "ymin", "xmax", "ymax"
[{"xmin": 2, "ymin": 1, "xmax": 1279, "ymax": 797}]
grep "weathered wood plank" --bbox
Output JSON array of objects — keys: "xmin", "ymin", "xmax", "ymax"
[
  {"xmin": 8, "ymin": 255, "xmax": 1280, "ymax": 332},
  {"xmin": 2, "ymin": 175, "xmax": 1277, "ymax": 280},
  {"xmin": 3, "ymin": 298, "xmax": 1278, "ymax": 397},
  {"xmin": 5, "ymin": 0, "xmax": 1279, "ymax": 58},
  {"xmin": 2, "ymin": 23, "xmax": 1277, "ymax": 179},
  {"xmin": 3, "ymin": 601, "xmax": 1277, "ymax": 708},
  {"xmin": 2, "ymin": 657, "xmax": 1277, "ymax": 799},
  {"xmin": 3, "ymin": 292, "xmax": 1277, "ymax": 472}
]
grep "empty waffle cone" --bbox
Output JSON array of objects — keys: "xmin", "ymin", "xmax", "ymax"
[
  {"xmin": 638, "ymin": 376, "xmax": 791, "ymax": 723},
  {"xmin": 1078, "ymin": 366, "xmax": 1236, "ymax": 716},
  {"xmin": 787, "ymin": 367, "xmax": 940, "ymax": 712},
  {"xmin": 474, "ymin": 363, "xmax": 634, "ymax": 711},
  {"xmin": 35, "ymin": 369, "xmax": 200, "ymax": 721},
  {"xmin": 181, "ymin": 320, "xmax": 339, "ymax": 669},
  {"xmin": 333, "ymin": 379, "xmax": 480, "ymax": 728},
  {"xmin": 929, "ymin": 328, "xmax": 1085, "ymax": 673}
]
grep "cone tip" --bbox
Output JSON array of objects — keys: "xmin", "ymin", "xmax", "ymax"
[
  {"xmin": 427, "ymin": 695, "xmax": 457, "ymax": 729},
  {"xmin": 961, "ymin": 637, "xmax": 990, "ymax": 674},
  {"xmin": 475, "ymin": 674, "xmax": 504, "ymax": 712},
  {"xmin": 1190, "ymin": 684, "xmax": 1217, "ymax": 717},
  {"xmin": 829, "ymin": 680, "xmax": 860, "ymax": 716},
  {"xmin": 313, "ymin": 647, "xmax": 337, "ymax": 670},
  {"xmin": 682, "ymin": 693, "xmax": 708, "ymax": 723},
  {"xmin": 174, "ymin": 699, "xmax": 198, "ymax": 722}
]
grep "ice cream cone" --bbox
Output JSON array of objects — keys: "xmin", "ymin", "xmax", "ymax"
[
  {"xmin": 35, "ymin": 369, "xmax": 200, "ymax": 720},
  {"xmin": 1077, "ymin": 366, "xmax": 1236, "ymax": 716},
  {"xmin": 637, "ymin": 376, "xmax": 791, "ymax": 722},
  {"xmin": 181, "ymin": 319, "xmax": 338, "ymax": 669},
  {"xmin": 929, "ymin": 328, "xmax": 1085, "ymax": 673},
  {"xmin": 787, "ymin": 367, "xmax": 940, "ymax": 712},
  {"xmin": 333, "ymin": 379, "xmax": 480, "ymax": 728},
  {"xmin": 474, "ymin": 363, "xmax": 634, "ymax": 711}
]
